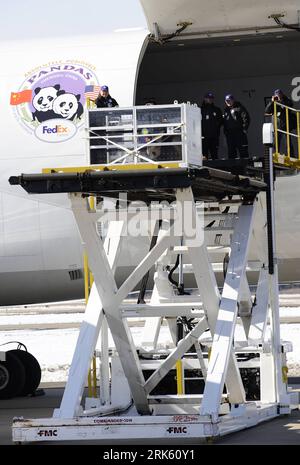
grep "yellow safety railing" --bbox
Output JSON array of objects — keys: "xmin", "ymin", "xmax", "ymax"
[
  {"xmin": 83, "ymin": 191, "xmax": 98, "ymax": 398},
  {"xmin": 82, "ymin": 110, "xmax": 97, "ymax": 394},
  {"xmin": 83, "ymin": 252, "xmax": 98, "ymax": 398},
  {"xmin": 272, "ymin": 101, "xmax": 300, "ymax": 168},
  {"xmin": 84, "ymin": 253, "xmax": 98, "ymax": 398},
  {"xmin": 175, "ymin": 359, "xmax": 184, "ymax": 395}
]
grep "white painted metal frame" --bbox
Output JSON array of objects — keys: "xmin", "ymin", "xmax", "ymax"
[
  {"xmin": 182, "ymin": 188, "xmax": 246, "ymax": 406},
  {"xmin": 12, "ymin": 180, "xmax": 294, "ymax": 443},
  {"xmin": 201, "ymin": 202, "xmax": 256, "ymax": 418},
  {"xmin": 12, "ymin": 404, "xmax": 278, "ymax": 443}
]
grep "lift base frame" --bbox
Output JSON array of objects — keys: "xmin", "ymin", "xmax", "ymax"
[{"xmin": 13, "ymin": 403, "xmax": 285, "ymax": 443}]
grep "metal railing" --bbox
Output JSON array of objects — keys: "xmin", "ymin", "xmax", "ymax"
[
  {"xmin": 271, "ymin": 101, "xmax": 300, "ymax": 164},
  {"xmin": 83, "ymin": 251, "xmax": 97, "ymax": 399}
]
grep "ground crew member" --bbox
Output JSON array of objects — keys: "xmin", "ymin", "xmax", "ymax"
[
  {"xmin": 223, "ymin": 94, "xmax": 250, "ymax": 159},
  {"xmin": 144, "ymin": 98, "xmax": 157, "ymax": 106},
  {"xmin": 95, "ymin": 85, "xmax": 118, "ymax": 108},
  {"xmin": 265, "ymin": 89, "xmax": 295, "ymax": 156},
  {"xmin": 201, "ymin": 92, "xmax": 223, "ymax": 160}
]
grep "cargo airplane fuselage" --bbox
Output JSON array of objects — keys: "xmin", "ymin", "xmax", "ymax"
[{"xmin": 1, "ymin": 0, "xmax": 300, "ymax": 304}]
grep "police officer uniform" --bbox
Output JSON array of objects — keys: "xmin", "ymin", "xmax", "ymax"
[
  {"xmin": 223, "ymin": 95, "xmax": 250, "ymax": 159},
  {"xmin": 265, "ymin": 89, "xmax": 295, "ymax": 155},
  {"xmin": 95, "ymin": 85, "xmax": 118, "ymax": 108},
  {"xmin": 201, "ymin": 92, "xmax": 223, "ymax": 160}
]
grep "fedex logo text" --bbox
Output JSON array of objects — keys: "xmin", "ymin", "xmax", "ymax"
[
  {"xmin": 35, "ymin": 118, "xmax": 76, "ymax": 142},
  {"xmin": 42, "ymin": 125, "xmax": 68, "ymax": 134}
]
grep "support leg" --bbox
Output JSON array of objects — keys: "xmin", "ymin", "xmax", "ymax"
[
  {"xmin": 71, "ymin": 196, "xmax": 152, "ymax": 414},
  {"xmin": 265, "ymin": 146, "xmax": 288, "ymax": 406},
  {"xmin": 54, "ymin": 201, "xmax": 125, "ymax": 418},
  {"xmin": 54, "ymin": 284, "xmax": 104, "ymax": 418},
  {"xmin": 178, "ymin": 188, "xmax": 245, "ymax": 405},
  {"xmin": 201, "ymin": 203, "xmax": 256, "ymax": 419}
]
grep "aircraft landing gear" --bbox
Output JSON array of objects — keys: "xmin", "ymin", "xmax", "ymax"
[{"xmin": 0, "ymin": 346, "xmax": 41, "ymax": 399}]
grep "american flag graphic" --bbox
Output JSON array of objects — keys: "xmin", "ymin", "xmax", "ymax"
[{"xmin": 84, "ymin": 85, "xmax": 101, "ymax": 101}]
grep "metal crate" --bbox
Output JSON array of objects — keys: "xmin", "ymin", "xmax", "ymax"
[{"xmin": 86, "ymin": 103, "xmax": 202, "ymax": 167}]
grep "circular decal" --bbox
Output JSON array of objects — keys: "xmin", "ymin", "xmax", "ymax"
[
  {"xmin": 34, "ymin": 118, "xmax": 77, "ymax": 143},
  {"xmin": 10, "ymin": 61, "xmax": 100, "ymax": 143}
]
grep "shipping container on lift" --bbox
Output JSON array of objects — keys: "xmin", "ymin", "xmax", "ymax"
[{"xmin": 86, "ymin": 102, "xmax": 202, "ymax": 167}]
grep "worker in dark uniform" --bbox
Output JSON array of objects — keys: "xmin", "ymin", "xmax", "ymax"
[
  {"xmin": 95, "ymin": 85, "xmax": 118, "ymax": 108},
  {"xmin": 144, "ymin": 98, "xmax": 157, "ymax": 106},
  {"xmin": 265, "ymin": 89, "xmax": 295, "ymax": 156},
  {"xmin": 201, "ymin": 92, "xmax": 223, "ymax": 160},
  {"xmin": 223, "ymin": 94, "xmax": 250, "ymax": 159}
]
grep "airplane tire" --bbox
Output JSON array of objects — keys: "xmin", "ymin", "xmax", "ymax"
[
  {"xmin": 0, "ymin": 351, "xmax": 26, "ymax": 399},
  {"xmin": 8, "ymin": 349, "xmax": 41, "ymax": 396}
]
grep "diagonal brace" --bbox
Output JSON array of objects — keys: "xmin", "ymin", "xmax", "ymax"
[{"xmin": 144, "ymin": 316, "xmax": 208, "ymax": 394}]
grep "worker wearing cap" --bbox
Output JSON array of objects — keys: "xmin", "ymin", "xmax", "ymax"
[
  {"xmin": 95, "ymin": 85, "xmax": 119, "ymax": 108},
  {"xmin": 265, "ymin": 89, "xmax": 295, "ymax": 155},
  {"xmin": 223, "ymin": 94, "xmax": 250, "ymax": 159},
  {"xmin": 201, "ymin": 92, "xmax": 223, "ymax": 160}
]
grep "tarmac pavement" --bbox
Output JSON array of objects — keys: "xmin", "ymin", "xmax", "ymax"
[{"xmin": 1, "ymin": 387, "xmax": 300, "ymax": 446}]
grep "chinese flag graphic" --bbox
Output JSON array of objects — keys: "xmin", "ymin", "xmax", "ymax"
[{"xmin": 10, "ymin": 89, "xmax": 32, "ymax": 105}]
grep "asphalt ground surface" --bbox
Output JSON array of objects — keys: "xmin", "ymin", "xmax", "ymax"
[{"xmin": 1, "ymin": 387, "xmax": 300, "ymax": 446}]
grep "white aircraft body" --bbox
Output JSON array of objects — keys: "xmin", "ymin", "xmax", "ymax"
[{"xmin": 0, "ymin": 0, "xmax": 300, "ymax": 305}]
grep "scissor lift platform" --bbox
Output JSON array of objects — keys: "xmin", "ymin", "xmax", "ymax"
[
  {"xmin": 8, "ymin": 111, "xmax": 299, "ymax": 443},
  {"xmin": 9, "ymin": 164, "xmax": 265, "ymax": 202}
]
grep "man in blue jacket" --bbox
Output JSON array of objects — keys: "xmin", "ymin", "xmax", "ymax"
[{"xmin": 95, "ymin": 85, "xmax": 118, "ymax": 108}]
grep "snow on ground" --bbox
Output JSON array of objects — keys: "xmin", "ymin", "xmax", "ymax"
[
  {"xmin": 0, "ymin": 328, "xmax": 79, "ymax": 382},
  {"xmin": 0, "ymin": 325, "xmax": 174, "ymax": 383},
  {"xmin": 279, "ymin": 324, "xmax": 300, "ymax": 376},
  {"xmin": 0, "ymin": 309, "xmax": 300, "ymax": 382},
  {"xmin": 0, "ymin": 313, "xmax": 83, "ymax": 326}
]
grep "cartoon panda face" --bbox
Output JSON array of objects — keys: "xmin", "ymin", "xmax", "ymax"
[
  {"xmin": 53, "ymin": 93, "xmax": 79, "ymax": 119},
  {"xmin": 33, "ymin": 85, "xmax": 60, "ymax": 112}
]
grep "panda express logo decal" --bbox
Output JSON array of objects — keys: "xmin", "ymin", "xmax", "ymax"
[{"xmin": 10, "ymin": 61, "xmax": 100, "ymax": 143}]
